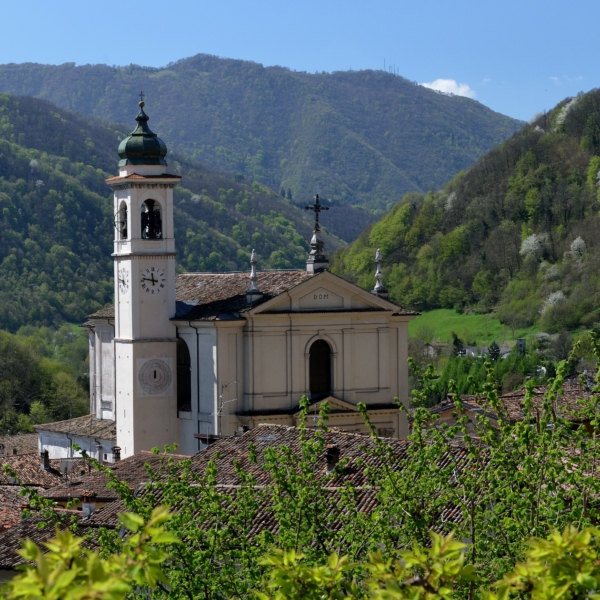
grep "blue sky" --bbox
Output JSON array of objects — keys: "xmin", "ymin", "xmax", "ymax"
[{"xmin": 0, "ymin": 0, "xmax": 596, "ymax": 120}]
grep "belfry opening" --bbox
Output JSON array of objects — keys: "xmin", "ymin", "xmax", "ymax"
[{"xmin": 141, "ymin": 199, "xmax": 162, "ymax": 239}]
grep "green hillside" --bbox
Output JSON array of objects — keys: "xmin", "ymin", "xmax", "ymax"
[
  {"xmin": 0, "ymin": 93, "xmax": 340, "ymax": 331},
  {"xmin": 0, "ymin": 56, "xmax": 521, "ymax": 225},
  {"xmin": 333, "ymin": 89, "xmax": 600, "ymax": 334}
]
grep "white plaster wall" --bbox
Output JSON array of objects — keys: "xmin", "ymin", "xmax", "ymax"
[
  {"xmin": 197, "ymin": 328, "xmax": 218, "ymax": 435},
  {"xmin": 38, "ymin": 431, "xmax": 116, "ymax": 461},
  {"xmin": 88, "ymin": 330, "xmax": 96, "ymax": 415},
  {"xmin": 90, "ymin": 323, "xmax": 115, "ymax": 421},
  {"xmin": 115, "ymin": 340, "xmax": 179, "ymax": 458}
]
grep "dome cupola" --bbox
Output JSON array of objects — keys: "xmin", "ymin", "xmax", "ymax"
[{"xmin": 118, "ymin": 97, "xmax": 167, "ymax": 167}]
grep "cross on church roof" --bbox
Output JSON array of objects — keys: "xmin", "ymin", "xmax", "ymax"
[
  {"xmin": 139, "ymin": 90, "xmax": 145, "ymax": 103},
  {"xmin": 305, "ymin": 194, "xmax": 329, "ymax": 232}
]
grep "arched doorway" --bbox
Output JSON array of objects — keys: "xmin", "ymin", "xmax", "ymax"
[
  {"xmin": 309, "ymin": 339, "xmax": 331, "ymax": 399},
  {"xmin": 177, "ymin": 338, "xmax": 192, "ymax": 412}
]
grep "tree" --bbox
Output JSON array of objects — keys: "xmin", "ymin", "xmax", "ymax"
[
  {"xmin": 488, "ymin": 341, "xmax": 500, "ymax": 363},
  {"xmin": 451, "ymin": 331, "xmax": 464, "ymax": 356},
  {"xmin": 2, "ymin": 506, "xmax": 179, "ymax": 600}
]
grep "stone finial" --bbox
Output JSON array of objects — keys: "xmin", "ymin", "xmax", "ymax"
[
  {"xmin": 248, "ymin": 249, "xmax": 259, "ymax": 293},
  {"xmin": 247, "ymin": 249, "xmax": 263, "ymax": 305},
  {"xmin": 371, "ymin": 248, "xmax": 388, "ymax": 298},
  {"xmin": 305, "ymin": 194, "xmax": 330, "ymax": 274}
]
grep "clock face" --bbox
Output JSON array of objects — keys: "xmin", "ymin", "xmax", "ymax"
[
  {"xmin": 140, "ymin": 266, "xmax": 166, "ymax": 295},
  {"xmin": 118, "ymin": 267, "xmax": 129, "ymax": 294}
]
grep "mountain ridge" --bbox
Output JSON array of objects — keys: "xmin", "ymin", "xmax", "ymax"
[
  {"xmin": 0, "ymin": 54, "xmax": 522, "ymax": 219},
  {"xmin": 332, "ymin": 88, "xmax": 600, "ymax": 335},
  {"xmin": 0, "ymin": 92, "xmax": 344, "ymax": 331}
]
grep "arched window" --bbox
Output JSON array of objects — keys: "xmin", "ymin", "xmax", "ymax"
[
  {"xmin": 141, "ymin": 199, "xmax": 162, "ymax": 240},
  {"xmin": 177, "ymin": 338, "xmax": 192, "ymax": 412},
  {"xmin": 309, "ymin": 339, "xmax": 332, "ymax": 400}
]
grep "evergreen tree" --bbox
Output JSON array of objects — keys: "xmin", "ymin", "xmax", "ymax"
[
  {"xmin": 488, "ymin": 340, "xmax": 500, "ymax": 362},
  {"xmin": 452, "ymin": 332, "xmax": 464, "ymax": 357}
]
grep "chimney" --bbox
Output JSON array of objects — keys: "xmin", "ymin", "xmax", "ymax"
[
  {"xmin": 81, "ymin": 491, "xmax": 97, "ymax": 517},
  {"xmin": 112, "ymin": 446, "xmax": 121, "ymax": 462},
  {"xmin": 236, "ymin": 425, "xmax": 250, "ymax": 437},
  {"xmin": 95, "ymin": 443, "xmax": 103, "ymax": 462},
  {"xmin": 40, "ymin": 449, "xmax": 50, "ymax": 471},
  {"xmin": 326, "ymin": 445, "xmax": 340, "ymax": 474}
]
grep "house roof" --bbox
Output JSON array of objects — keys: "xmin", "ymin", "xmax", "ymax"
[
  {"xmin": 0, "ymin": 454, "xmax": 88, "ymax": 488},
  {"xmin": 87, "ymin": 270, "xmax": 418, "ymax": 321},
  {"xmin": 104, "ymin": 173, "xmax": 181, "ymax": 182},
  {"xmin": 189, "ymin": 424, "xmax": 410, "ymax": 487},
  {"xmin": 0, "ymin": 434, "xmax": 38, "ymax": 456},
  {"xmin": 35, "ymin": 415, "xmax": 116, "ymax": 441},
  {"xmin": 0, "ymin": 486, "xmax": 40, "ymax": 531},
  {"xmin": 82, "ymin": 424, "xmax": 471, "ymax": 531},
  {"xmin": 412, "ymin": 373, "xmax": 597, "ymax": 426},
  {"xmin": 42, "ymin": 451, "xmax": 189, "ymax": 503},
  {"xmin": 0, "ymin": 514, "xmax": 92, "ymax": 569}
]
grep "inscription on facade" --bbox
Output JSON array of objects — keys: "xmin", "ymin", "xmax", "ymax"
[{"xmin": 299, "ymin": 288, "xmax": 343, "ymax": 309}]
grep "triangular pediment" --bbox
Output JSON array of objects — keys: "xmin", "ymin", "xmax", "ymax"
[
  {"xmin": 251, "ymin": 271, "xmax": 400, "ymax": 314},
  {"xmin": 295, "ymin": 396, "xmax": 361, "ymax": 416}
]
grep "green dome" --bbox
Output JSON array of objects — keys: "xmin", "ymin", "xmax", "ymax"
[{"xmin": 118, "ymin": 102, "xmax": 167, "ymax": 167}]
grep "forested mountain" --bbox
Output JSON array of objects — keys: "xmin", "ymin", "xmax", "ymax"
[
  {"xmin": 333, "ymin": 89, "xmax": 600, "ymax": 333},
  {"xmin": 0, "ymin": 93, "xmax": 342, "ymax": 331},
  {"xmin": 0, "ymin": 56, "xmax": 521, "ymax": 217}
]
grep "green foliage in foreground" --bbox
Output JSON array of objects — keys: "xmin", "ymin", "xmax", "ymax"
[
  {"xmin": 7, "ymin": 517, "xmax": 600, "ymax": 598},
  {"xmin": 334, "ymin": 88, "xmax": 600, "ymax": 334},
  {"xmin": 3, "ymin": 506, "xmax": 178, "ymax": 600},
  {"xmin": 10, "ymin": 332, "xmax": 600, "ymax": 598}
]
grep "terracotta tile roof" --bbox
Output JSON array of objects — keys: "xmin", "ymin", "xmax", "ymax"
[
  {"xmin": 42, "ymin": 451, "xmax": 189, "ymax": 503},
  {"xmin": 105, "ymin": 173, "xmax": 181, "ymax": 182},
  {"xmin": 84, "ymin": 305, "xmax": 115, "ymax": 319},
  {"xmin": 189, "ymin": 425, "xmax": 409, "ymax": 487},
  {"xmin": 0, "ymin": 454, "xmax": 88, "ymax": 488},
  {"xmin": 173, "ymin": 271, "xmax": 313, "ymax": 320},
  {"xmin": 87, "ymin": 270, "xmax": 417, "ymax": 321},
  {"xmin": 0, "ymin": 486, "xmax": 40, "ymax": 531},
  {"xmin": 0, "ymin": 514, "xmax": 94, "ymax": 569},
  {"xmin": 35, "ymin": 415, "xmax": 116, "ymax": 441},
  {"xmin": 413, "ymin": 374, "xmax": 597, "ymax": 427},
  {"xmin": 0, "ymin": 434, "xmax": 38, "ymax": 456},
  {"xmin": 84, "ymin": 426, "xmax": 473, "ymax": 532}
]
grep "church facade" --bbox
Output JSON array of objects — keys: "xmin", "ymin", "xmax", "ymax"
[{"xmin": 83, "ymin": 100, "xmax": 417, "ymax": 459}]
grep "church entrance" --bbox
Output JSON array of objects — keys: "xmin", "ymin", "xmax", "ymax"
[
  {"xmin": 177, "ymin": 338, "xmax": 192, "ymax": 413},
  {"xmin": 309, "ymin": 339, "xmax": 332, "ymax": 399}
]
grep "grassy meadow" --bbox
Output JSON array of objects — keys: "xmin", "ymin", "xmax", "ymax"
[{"xmin": 408, "ymin": 309, "xmax": 540, "ymax": 347}]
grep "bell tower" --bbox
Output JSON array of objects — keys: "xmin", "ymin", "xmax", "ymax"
[{"xmin": 106, "ymin": 96, "xmax": 181, "ymax": 458}]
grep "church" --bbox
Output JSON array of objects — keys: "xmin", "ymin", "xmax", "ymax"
[{"xmin": 50, "ymin": 99, "xmax": 417, "ymax": 459}]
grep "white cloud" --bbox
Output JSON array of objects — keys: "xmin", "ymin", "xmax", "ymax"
[
  {"xmin": 421, "ymin": 78, "xmax": 476, "ymax": 99},
  {"xmin": 482, "ymin": 78, "xmax": 492, "ymax": 85},
  {"xmin": 549, "ymin": 76, "xmax": 562, "ymax": 85}
]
